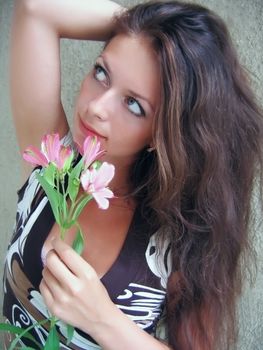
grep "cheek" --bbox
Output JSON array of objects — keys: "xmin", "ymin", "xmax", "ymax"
[
  {"xmin": 78, "ymin": 75, "xmax": 99, "ymax": 102},
  {"xmin": 112, "ymin": 121, "xmax": 152, "ymax": 152}
]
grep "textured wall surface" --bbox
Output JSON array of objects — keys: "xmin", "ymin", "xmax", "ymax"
[{"xmin": 0, "ymin": 0, "xmax": 262, "ymax": 348}]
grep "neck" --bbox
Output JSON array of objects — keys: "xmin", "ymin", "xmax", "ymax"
[
  {"xmin": 110, "ymin": 165, "xmax": 132, "ymax": 195},
  {"xmin": 108, "ymin": 162, "xmax": 137, "ymax": 210}
]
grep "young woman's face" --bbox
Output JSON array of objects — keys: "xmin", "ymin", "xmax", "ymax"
[{"xmin": 73, "ymin": 34, "xmax": 160, "ymax": 167}]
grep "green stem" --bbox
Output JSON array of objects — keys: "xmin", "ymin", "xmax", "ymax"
[
  {"xmin": 61, "ymin": 176, "xmax": 68, "ymax": 223},
  {"xmin": 60, "ymin": 226, "xmax": 66, "ymax": 240},
  {"xmin": 75, "ymin": 221, "xmax": 81, "ymax": 231},
  {"xmin": 71, "ymin": 194, "xmax": 93, "ymax": 223},
  {"xmin": 50, "ymin": 316, "xmax": 58, "ymax": 328},
  {"xmin": 67, "ymin": 193, "xmax": 86, "ymax": 221},
  {"xmin": 61, "ymin": 176, "xmax": 66, "ymax": 198},
  {"xmin": 55, "ymin": 172, "xmax": 61, "ymax": 218}
]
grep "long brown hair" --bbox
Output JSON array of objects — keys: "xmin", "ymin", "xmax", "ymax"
[{"xmin": 112, "ymin": 1, "xmax": 263, "ymax": 349}]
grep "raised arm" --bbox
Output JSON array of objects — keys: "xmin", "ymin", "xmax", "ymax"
[{"xmin": 10, "ymin": 0, "xmax": 122, "ymax": 180}]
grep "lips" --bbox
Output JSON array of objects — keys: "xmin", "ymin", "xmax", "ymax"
[{"xmin": 79, "ymin": 118, "xmax": 106, "ymax": 139}]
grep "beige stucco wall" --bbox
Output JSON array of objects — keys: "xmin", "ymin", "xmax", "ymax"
[{"xmin": 0, "ymin": 0, "xmax": 262, "ymax": 348}]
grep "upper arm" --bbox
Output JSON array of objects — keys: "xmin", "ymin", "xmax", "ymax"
[{"xmin": 10, "ymin": 0, "xmax": 69, "ymax": 180}]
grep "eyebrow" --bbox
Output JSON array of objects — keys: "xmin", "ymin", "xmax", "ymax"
[{"xmin": 97, "ymin": 55, "xmax": 155, "ymax": 113}]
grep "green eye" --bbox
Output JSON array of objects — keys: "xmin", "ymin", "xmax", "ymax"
[{"xmin": 126, "ymin": 97, "xmax": 145, "ymax": 117}]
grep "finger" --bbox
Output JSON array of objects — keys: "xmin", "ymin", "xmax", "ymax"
[
  {"xmin": 51, "ymin": 238, "xmax": 96, "ymax": 279},
  {"xmin": 42, "ymin": 267, "xmax": 64, "ymax": 299},
  {"xmin": 39, "ymin": 278, "xmax": 54, "ymax": 309},
  {"xmin": 45, "ymin": 247, "xmax": 78, "ymax": 287}
]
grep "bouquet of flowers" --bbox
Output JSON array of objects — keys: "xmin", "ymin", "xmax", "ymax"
[{"xmin": 0, "ymin": 133, "xmax": 115, "ymax": 349}]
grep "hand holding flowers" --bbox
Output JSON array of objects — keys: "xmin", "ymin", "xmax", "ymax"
[{"xmin": 40, "ymin": 237, "xmax": 115, "ymax": 338}]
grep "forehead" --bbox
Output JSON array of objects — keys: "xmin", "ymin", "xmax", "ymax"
[{"xmin": 102, "ymin": 34, "xmax": 160, "ymax": 107}]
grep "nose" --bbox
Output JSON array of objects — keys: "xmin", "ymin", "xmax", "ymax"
[{"xmin": 86, "ymin": 89, "xmax": 116, "ymax": 121}]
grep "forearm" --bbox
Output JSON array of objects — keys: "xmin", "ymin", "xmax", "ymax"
[
  {"xmin": 89, "ymin": 305, "xmax": 171, "ymax": 350},
  {"xmin": 17, "ymin": 0, "xmax": 123, "ymax": 40},
  {"xmin": 11, "ymin": 0, "xmax": 123, "ymax": 161}
]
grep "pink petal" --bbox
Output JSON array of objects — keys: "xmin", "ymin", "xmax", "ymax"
[
  {"xmin": 92, "ymin": 188, "xmax": 114, "ymax": 210},
  {"xmin": 57, "ymin": 146, "xmax": 73, "ymax": 170},
  {"xmin": 83, "ymin": 135, "xmax": 99, "ymax": 154},
  {"xmin": 83, "ymin": 136, "xmax": 105, "ymax": 168},
  {"xmin": 80, "ymin": 169, "xmax": 92, "ymax": 192},
  {"xmin": 89, "ymin": 168, "xmax": 97, "ymax": 183},
  {"xmin": 23, "ymin": 146, "xmax": 49, "ymax": 167},
  {"xmin": 41, "ymin": 134, "xmax": 60, "ymax": 162},
  {"xmin": 93, "ymin": 194, "xmax": 109, "ymax": 209},
  {"xmin": 98, "ymin": 187, "xmax": 114, "ymax": 198},
  {"xmin": 93, "ymin": 162, "xmax": 115, "ymax": 189}
]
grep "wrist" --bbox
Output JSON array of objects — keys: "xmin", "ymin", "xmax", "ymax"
[
  {"xmin": 87, "ymin": 300, "xmax": 119, "ymax": 340},
  {"xmin": 89, "ymin": 305, "xmax": 169, "ymax": 350}
]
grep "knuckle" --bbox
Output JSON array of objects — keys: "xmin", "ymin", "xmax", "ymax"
[
  {"xmin": 69, "ymin": 282, "xmax": 82, "ymax": 297},
  {"xmin": 45, "ymin": 249, "xmax": 56, "ymax": 266},
  {"xmin": 59, "ymin": 293, "xmax": 70, "ymax": 305},
  {"xmin": 51, "ymin": 303, "xmax": 60, "ymax": 317},
  {"xmin": 83, "ymin": 265, "xmax": 96, "ymax": 281},
  {"xmin": 62, "ymin": 247, "xmax": 73, "ymax": 262}
]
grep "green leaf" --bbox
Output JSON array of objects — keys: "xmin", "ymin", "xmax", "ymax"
[
  {"xmin": 72, "ymin": 227, "xmax": 84, "ymax": 255},
  {"xmin": 71, "ymin": 195, "xmax": 92, "ymax": 222},
  {"xmin": 66, "ymin": 324, "xmax": 75, "ymax": 346},
  {"xmin": 5, "ymin": 318, "xmax": 50, "ymax": 350},
  {"xmin": 0, "ymin": 323, "xmax": 42, "ymax": 349},
  {"xmin": 20, "ymin": 347, "xmax": 38, "ymax": 350},
  {"xmin": 43, "ymin": 163, "xmax": 57, "ymax": 186},
  {"xmin": 43, "ymin": 325, "xmax": 60, "ymax": 350},
  {"xmin": 68, "ymin": 158, "xmax": 84, "ymax": 202},
  {"xmin": 36, "ymin": 173, "xmax": 62, "ymax": 226}
]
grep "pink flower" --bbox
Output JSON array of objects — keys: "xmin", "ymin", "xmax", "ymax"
[
  {"xmin": 23, "ymin": 133, "xmax": 73, "ymax": 170},
  {"xmin": 57, "ymin": 146, "xmax": 74, "ymax": 171},
  {"xmin": 23, "ymin": 145, "xmax": 49, "ymax": 168},
  {"xmin": 80, "ymin": 162, "xmax": 115, "ymax": 209},
  {"xmin": 41, "ymin": 133, "xmax": 61, "ymax": 163},
  {"xmin": 82, "ymin": 136, "xmax": 105, "ymax": 169}
]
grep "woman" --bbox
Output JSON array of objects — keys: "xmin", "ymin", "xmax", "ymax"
[{"xmin": 3, "ymin": 0, "xmax": 263, "ymax": 349}]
